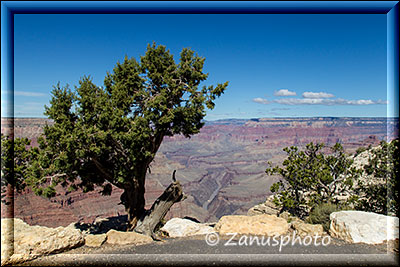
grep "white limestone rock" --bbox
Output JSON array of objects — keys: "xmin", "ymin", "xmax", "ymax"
[
  {"xmin": 330, "ymin": 210, "xmax": 399, "ymax": 244},
  {"xmin": 160, "ymin": 218, "xmax": 216, "ymax": 238}
]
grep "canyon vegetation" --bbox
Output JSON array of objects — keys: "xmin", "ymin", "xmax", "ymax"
[{"xmin": 268, "ymin": 139, "xmax": 399, "ymax": 226}]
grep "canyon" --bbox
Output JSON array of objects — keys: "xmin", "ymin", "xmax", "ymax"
[{"xmin": 1, "ymin": 117, "xmax": 398, "ymax": 227}]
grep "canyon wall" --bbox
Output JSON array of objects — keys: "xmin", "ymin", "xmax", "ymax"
[{"xmin": 1, "ymin": 117, "xmax": 397, "ymax": 226}]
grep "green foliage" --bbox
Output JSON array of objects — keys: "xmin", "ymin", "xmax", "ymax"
[
  {"xmin": 355, "ymin": 139, "xmax": 399, "ymax": 217},
  {"xmin": 306, "ymin": 202, "xmax": 349, "ymax": 232},
  {"xmin": 267, "ymin": 142, "xmax": 361, "ymax": 218},
  {"xmin": 24, "ymin": 43, "xmax": 228, "ymax": 197},
  {"xmin": 1, "ymin": 134, "xmax": 31, "ymax": 203},
  {"xmin": 355, "ymin": 146, "xmax": 367, "ymax": 156}
]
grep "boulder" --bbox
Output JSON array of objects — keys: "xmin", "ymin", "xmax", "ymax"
[
  {"xmin": 84, "ymin": 234, "xmax": 107, "ymax": 247},
  {"xmin": 330, "ymin": 210, "xmax": 399, "ymax": 244},
  {"xmin": 1, "ymin": 218, "xmax": 14, "ymax": 266},
  {"xmin": 106, "ymin": 229, "xmax": 152, "ymax": 245},
  {"xmin": 215, "ymin": 214, "xmax": 289, "ymax": 236},
  {"xmin": 278, "ymin": 211, "xmax": 292, "ymax": 221},
  {"xmin": 1, "ymin": 218, "xmax": 84, "ymax": 265},
  {"xmin": 247, "ymin": 195, "xmax": 280, "ymax": 216},
  {"xmin": 291, "ymin": 219, "xmax": 325, "ymax": 237},
  {"xmin": 160, "ymin": 218, "xmax": 215, "ymax": 238}
]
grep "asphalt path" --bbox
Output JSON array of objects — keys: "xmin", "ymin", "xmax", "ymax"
[{"xmin": 19, "ymin": 235, "xmax": 398, "ymax": 267}]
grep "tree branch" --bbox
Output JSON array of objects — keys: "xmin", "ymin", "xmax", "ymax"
[
  {"xmin": 172, "ymin": 78, "xmax": 190, "ymax": 89},
  {"xmin": 328, "ymin": 175, "xmax": 346, "ymax": 188},
  {"xmin": 110, "ymin": 138, "xmax": 133, "ymax": 168},
  {"xmin": 317, "ymin": 179, "xmax": 330, "ymax": 193},
  {"xmin": 91, "ymin": 156, "xmax": 124, "ymax": 188},
  {"xmin": 44, "ymin": 173, "xmax": 67, "ymax": 185}
]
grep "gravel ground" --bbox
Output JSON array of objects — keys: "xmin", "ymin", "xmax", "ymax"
[{"xmin": 18, "ymin": 235, "xmax": 398, "ymax": 266}]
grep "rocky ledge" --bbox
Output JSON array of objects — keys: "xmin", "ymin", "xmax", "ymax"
[
  {"xmin": 0, "ymin": 217, "xmax": 151, "ymax": 266},
  {"xmin": 2, "ymin": 208, "xmax": 398, "ymax": 265},
  {"xmin": 1, "ymin": 218, "xmax": 84, "ymax": 266}
]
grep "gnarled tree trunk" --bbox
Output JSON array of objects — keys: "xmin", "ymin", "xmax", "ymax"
[
  {"xmin": 121, "ymin": 179, "xmax": 146, "ymax": 231},
  {"xmin": 135, "ymin": 179, "xmax": 184, "ymax": 239},
  {"xmin": 121, "ymin": 170, "xmax": 185, "ymax": 238}
]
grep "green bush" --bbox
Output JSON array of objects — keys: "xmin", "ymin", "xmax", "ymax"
[
  {"xmin": 355, "ymin": 139, "xmax": 399, "ymax": 217},
  {"xmin": 306, "ymin": 202, "xmax": 349, "ymax": 232},
  {"xmin": 267, "ymin": 142, "xmax": 360, "ymax": 219}
]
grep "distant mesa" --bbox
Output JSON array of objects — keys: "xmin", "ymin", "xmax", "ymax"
[{"xmin": 1, "ymin": 116, "xmax": 398, "ymax": 228}]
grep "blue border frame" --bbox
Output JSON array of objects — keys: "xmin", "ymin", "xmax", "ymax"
[
  {"xmin": 0, "ymin": 1, "xmax": 398, "ymax": 14},
  {"xmin": 1, "ymin": 1, "xmax": 399, "ymax": 265}
]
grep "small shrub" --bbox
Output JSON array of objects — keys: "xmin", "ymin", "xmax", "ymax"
[
  {"xmin": 306, "ymin": 202, "xmax": 349, "ymax": 232},
  {"xmin": 355, "ymin": 139, "xmax": 399, "ymax": 217}
]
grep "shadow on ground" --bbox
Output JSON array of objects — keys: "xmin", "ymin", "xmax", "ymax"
[{"xmin": 74, "ymin": 215, "xmax": 128, "ymax": 234}]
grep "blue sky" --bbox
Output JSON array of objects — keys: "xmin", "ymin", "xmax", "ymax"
[{"xmin": 3, "ymin": 14, "xmax": 389, "ymax": 119}]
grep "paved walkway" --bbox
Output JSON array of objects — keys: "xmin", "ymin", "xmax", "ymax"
[{"xmin": 18, "ymin": 235, "xmax": 398, "ymax": 266}]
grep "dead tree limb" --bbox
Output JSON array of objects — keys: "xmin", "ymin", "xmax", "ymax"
[{"xmin": 134, "ymin": 170, "xmax": 185, "ymax": 239}]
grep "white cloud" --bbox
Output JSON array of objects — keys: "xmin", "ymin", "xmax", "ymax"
[
  {"xmin": 14, "ymin": 102, "xmax": 45, "ymax": 117},
  {"xmin": 274, "ymin": 89, "xmax": 297, "ymax": 96},
  {"xmin": 252, "ymin": 97, "xmax": 270, "ymax": 104},
  {"xmin": 273, "ymin": 98, "xmax": 387, "ymax": 106},
  {"xmin": 271, "ymin": 107, "xmax": 291, "ymax": 111},
  {"xmin": 302, "ymin": 91, "xmax": 335, "ymax": 99},
  {"xmin": 2, "ymin": 90, "xmax": 47, "ymax": 97},
  {"xmin": 377, "ymin": 100, "xmax": 389, "ymax": 104},
  {"xmin": 345, "ymin": 99, "xmax": 388, "ymax": 105},
  {"xmin": 15, "ymin": 91, "xmax": 47, "ymax": 97},
  {"xmin": 253, "ymin": 88, "xmax": 387, "ymax": 107},
  {"xmin": 275, "ymin": 98, "xmax": 326, "ymax": 105}
]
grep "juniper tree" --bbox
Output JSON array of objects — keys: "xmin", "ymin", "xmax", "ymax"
[
  {"xmin": 1, "ymin": 134, "xmax": 31, "ymax": 205},
  {"xmin": 267, "ymin": 142, "xmax": 361, "ymax": 218},
  {"xmin": 355, "ymin": 139, "xmax": 399, "ymax": 216},
  {"xmin": 24, "ymin": 43, "xmax": 228, "ymax": 232}
]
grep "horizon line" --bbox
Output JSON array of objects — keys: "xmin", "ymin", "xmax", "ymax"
[{"xmin": 1, "ymin": 116, "xmax": 398, "ymax": 121}]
